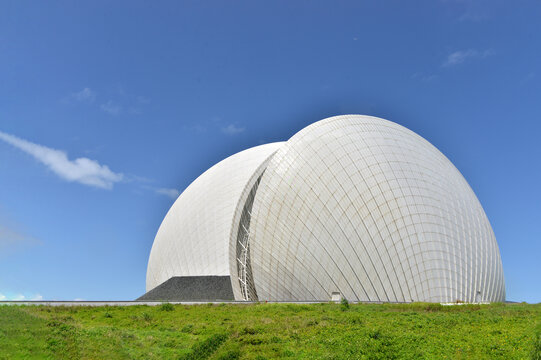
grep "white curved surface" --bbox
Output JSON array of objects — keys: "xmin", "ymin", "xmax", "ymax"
[
  {"xmin": 249, "ymin": 115, "xmax": 505, "ymax": 302},
  {"xmin": 146, "ymin": 142, "xmax": 284, "ymax": 292}
]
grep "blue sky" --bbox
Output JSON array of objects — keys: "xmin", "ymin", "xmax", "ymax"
[{"xmin": 0, "ymin": 1, "xmax": 539, "ymax": 302}]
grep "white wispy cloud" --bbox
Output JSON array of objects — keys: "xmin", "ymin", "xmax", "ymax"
[
  {"xmin": 185, "ymin": 117, "xmax": 247, "ymax": 136},
  {"xmin": 65, "ymin": 87, "xmax": 150, "ymax": 116},
  {"xmin": 442, "ymin": 49, "xmax": 494, "ymax": 67},
  {"xmin": 221, "ymin": 124, "xmax": 246, "ymax": 135},
  {"xmin": 0, "ymin": 224, "xmax": 39, "ymax": 252},
  {"xmin": 0, "ymin": 225, "xmax": 28, "ymax": 249},
  {"xmin": 0, "ymin": 293, "xmax": 43, "ymax": 301},
  {"xmin": 155, "ymin": 188, "xmax": 180, "ymax": 199},
  {"xmin": 100, "ymin": 100, "xmax": 122, "ymax": 115},
  {"xmin": 70, "ymin": 87, "xmax": 96, "ymax": 103},
  {"xmin": 125, "ymin": 174, "xmax": 153, "ymax": 184},
  {"xmin": 1, "ymin": 130, "xmax": 178, "ymax": 198},
  {"xmin": 0, "ymin": 131, "xmax": 123, "ymax": 189}
]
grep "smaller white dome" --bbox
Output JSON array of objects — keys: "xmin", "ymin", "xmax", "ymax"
[{"xmin": 145, "ymin": 142, "xmax": 284, "ymax": 292}]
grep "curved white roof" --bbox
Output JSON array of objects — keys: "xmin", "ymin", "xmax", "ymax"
[
  {"xmin": 145, "ymin": 142, "xmax": 284, "ymax": 292},
  {"xmin": 249, "ymin": 115, "xmax": 505, "ymax": 302}
]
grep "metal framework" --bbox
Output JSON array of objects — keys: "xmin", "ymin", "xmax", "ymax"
[{"xmin": 235, "ymin": 175, "xmax": 262, "ymax": 301}]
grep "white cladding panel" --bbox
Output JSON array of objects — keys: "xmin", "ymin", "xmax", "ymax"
[
  {"xmin": 146, "ymin": 142, "xmax": 283, "ymax": 292},
  {"xmin": 249, "ymin": 115, "xmax": 505, "ymax": 302}
]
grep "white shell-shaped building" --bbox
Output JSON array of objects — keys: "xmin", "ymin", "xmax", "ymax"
[{"xmin": 141, "ymin": 115, "xmax": 505, "ymax": 303}]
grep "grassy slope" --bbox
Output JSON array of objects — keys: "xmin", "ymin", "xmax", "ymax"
[{"xmin": 0, "ymin": 303, "xmax": 540, "ymax": 360}]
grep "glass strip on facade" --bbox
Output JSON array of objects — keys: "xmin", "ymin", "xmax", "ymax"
[{"xmin": 235, "ymin": 174, "xmax": 263, "ymax": 300}]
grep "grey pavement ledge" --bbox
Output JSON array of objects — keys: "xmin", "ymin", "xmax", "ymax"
[{"xmin": 137, "ymin": 276, "xmax": 235, "ymax": 302}]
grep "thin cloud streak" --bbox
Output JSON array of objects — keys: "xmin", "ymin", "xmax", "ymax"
[
  {"xmin": 66, "ymin": 87, "xmax": 96, "ymax": 103},
  {"xmin": 0, "ymin": 224, "xmax": 39, "ymax": 252},
  {"xmin": 64, "ymin": 87, "xmax": 149, "ymax": 115},
  {"xmin": 0, "ymin": 131, "xmax": 123, "ymax": 189},
  {"xmin": 442, "ymin": 49, "xmax": 494, "ymax": 67},
  {"xmin": 100, "ymin": 100, "xmax": 122, "ymax": 115},
  {"xmin": 155, "ymin": 187, "xmax": 180, "ymax": 199},
  {"xmin": 221, "ymin": 124, "xmax": 246, "ymax": 135},
  {"xmin": 73, "ymin": 88, "xmax": 96, "ymax": 102}
]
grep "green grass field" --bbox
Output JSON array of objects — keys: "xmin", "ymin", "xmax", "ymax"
[{"xmin": 0, "ymin": 302, "xmax": 540, "ymax": 359}]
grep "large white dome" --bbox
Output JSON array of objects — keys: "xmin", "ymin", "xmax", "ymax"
[
  {"xmin": 142, "ymin": 115, "xmax": 505, "ymax": 303},
  {"xmin": 249, "ymin": 115, "xmax": 504, "ymax": 302}
]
